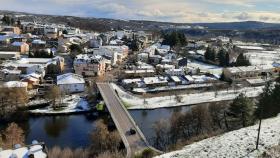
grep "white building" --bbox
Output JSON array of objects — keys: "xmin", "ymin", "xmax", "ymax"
[{"xmin": 57, "ymin": 73, "xmax": 85, "ymax": 93}]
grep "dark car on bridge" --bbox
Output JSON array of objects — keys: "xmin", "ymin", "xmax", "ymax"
[{"xmin": 129, "ymin": 128, "xmax": 136, "ymax": 135}]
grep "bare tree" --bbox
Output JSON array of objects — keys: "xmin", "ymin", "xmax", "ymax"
[
  {"xmin": 90, "ymin": 119, "xmax": 122, "ymax": 157},
  {"xmin": 209, "ymin": 103, "xmax": 226, "ymax": 130},
  {"xmin": 73, "ymin": 148, "xmax": 89, "ymax": 158},
  {"xmin": 60, "ymin": 147, "xmax": 74, "ymax": 158},
  {"xmin": 191, "ymin": 105, "xmax": 212, "ymax": 135},
  {"xmin": 96, "ymin": 151, "xmax": 124, "ymax": 158},
  {"xmin": 47, "ymin": 146, "xmax": 62, "ymax": 158},
  {"xmin": 153, "ymin": 119, "xmax": 170, "ymax": 151},
  {"xmin": 48, "ymin": 146, "xmax": 89, "ymax": 158},
  {"xmin": 45, "ymin": 85, "xmax": 64, "ymax": 109},
  {"xmin": 3, "ymin": 123, "xmax": 25, "ymax": 149},
  {"xmin": 0, "ymin": 87, "xmax": 29, "ymax": 117}
]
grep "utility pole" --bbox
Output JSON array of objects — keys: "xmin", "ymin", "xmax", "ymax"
[
  {"xmin": 256, "ymin": 79, "xmax": 266, "ymax": 150},
  {"xmin": 256, "ymin": 115, "xmax": 262, "ymax": 150}
]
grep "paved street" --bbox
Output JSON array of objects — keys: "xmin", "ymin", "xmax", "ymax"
[{"xmin": 97, "ymin": 82, "xmax": 148, "ymax": 157}]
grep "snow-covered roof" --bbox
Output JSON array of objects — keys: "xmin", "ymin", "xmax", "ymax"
[
  {"xmin": 0, "ymin": 51, "xmax": 19, "ymax": 55},
  {"xmin": 143, "ymin": 76, "xmax": 168, "ymax": 85},
  {"xmin": 3, "ymin": 81, "xmax": 28, "ymax": 88},
  {"xmin": 171, "ymin": 76, "xmax": 181, "ymax": 82},
  {"xmin": 125, "ymin": 69, "xmax": 155, "ymax": 74},
  {"xmin": 246, "ymin": 78, "xmax": 266, "ymax": 85},
  {"xmin": 57, "ymin": 73, "xmax": 85, "ymax": 85},
  {"xmin": 1, "ymin": 69, "xmax": 21, "ymax": 74},
  {"xmin": 12, "ymin": 42, "xmax": 27, "ymax": 47},
  {"xmin": 22, "ymin": 58, "xmax": 53, "ymax": 64},
  {"xmin": 74, "ymin": 54, "xmax": 104, "ymax": 64},
  {"xmin": 196, "ymin": 50, "xmax": 206, "ymax": 56},
  {"xmin": 122, "ymin": 78, "xmax": 142, "ymax": 84},
  {"xmin": 156, "ymin": 64, "xmax": 175, "ymax": 69},
  {"xmin": 160, "ymin": 45, "xmax": 170, "ymax": 50},
  {"xmin": 32, "ymin": 39, "xmax": 46, "ymax": 45},
  {"xmin": 0, "ymin": 145, "xmax": 47, "ymax": 158},
  {"xmin": 226, "ymin": 65, "xmax": 274, "ymax": 74},
  {"xmin": 0, "ymin": 35, "xmax": 11, "ymax": 41},
  {"xmin": 184, "ymin": 75, "xmax": 194, "ymax": 82},
  {"xmin": 237, "ymin": 45, "xmax": 264, "ymax": 50}
]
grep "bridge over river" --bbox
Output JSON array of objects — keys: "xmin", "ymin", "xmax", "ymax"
[{"xmin": 97, "ymin": 82, "xmax": 161, "ymax": 158}]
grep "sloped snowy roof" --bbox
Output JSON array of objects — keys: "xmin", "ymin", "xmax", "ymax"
[
  {"xmin": 12, "ymin": 42, "xmax": 27, "ymax": 46},
  {"xmin": 3, "ymin": 81, "xmax": 28, "ymax": 88},
  {"xmin": 57, "ymin": 73, "xmax": 85, "ymax": 85},
  {"xmin": 0, "ymin": 145, "xmax": 47, "ymax": 158}
]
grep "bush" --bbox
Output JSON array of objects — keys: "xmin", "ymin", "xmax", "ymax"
[{"xmin": 134, "ymin": 148, "xmax": 156, "ymax": 158}]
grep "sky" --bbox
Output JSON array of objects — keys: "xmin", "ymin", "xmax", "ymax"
[{"xmin": 1, "ymin": 0, "xmax": 280, "ymax": 23}]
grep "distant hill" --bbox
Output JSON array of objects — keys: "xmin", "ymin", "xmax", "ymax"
[
  {"xmin": 1, "ymin": 10, "xmax": 280, "ymax": 31},
  {"xmin": 192, "ymin": 21, "xmax": 280, "ymax": 30}
]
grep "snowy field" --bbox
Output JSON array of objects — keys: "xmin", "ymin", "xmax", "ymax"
[
  {"xmin": 29, "ymin": 95, "xmax": 90, "ymax": 114},
  {"xmin": 155, "ymin": 115, "xmax": 280, "ymax": 158},
  {"xmin": 245, "ymin": 50, "xmax": 280, "ymax": 66},
  {"xmin": 187, "ymin": 60, "xmax": 223, "ymax": 75},
  {"xmin": 112, "ymin": 83, "xmax": 264, "ymax": 110}
]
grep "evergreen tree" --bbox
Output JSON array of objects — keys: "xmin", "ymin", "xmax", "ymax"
[
  {"xmin": 255, "ymin": 82, "xmax": 274, "ymax": 119},
  {"xmin": 205, "ymin": 47, "xmax": 216, "ymax": 62},
  {"xmin": 204, "ymin": 47, "xmax": 211, "ymax": 61},
  {"xmin": 225, "ymin": 52, "xmax": 230, "ymax": 66},
  {"xmin": 162, "ymin": 31, "xmax": 186, "ymax": 48},
  {"xmin": 229, "ymin": 93, "xmax": 254, "ymax": 127},
  {"xmin": 209, "ymin": 48, "xmax": 216, "ymax": 61},
  {"xmin": 235, "ymin": 53, "xmax": 251, "ymax": 66},
  {"xmin": 218, "ymin": 49, "xmax": 226, "ymax": 66}
]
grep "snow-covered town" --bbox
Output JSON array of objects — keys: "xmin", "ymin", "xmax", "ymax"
[{"xmin": 1, "ymin": 2, "xmax": 280, "ymax": 158}]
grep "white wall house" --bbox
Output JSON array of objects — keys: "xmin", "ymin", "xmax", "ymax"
[{"xmin": 57, "ymin": 73, "xmax": 85, "ymax": 93}]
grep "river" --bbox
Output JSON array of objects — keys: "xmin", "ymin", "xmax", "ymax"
[{"xmin": 1, "ymin": 106, "xmax": 190, "ymax": 149}]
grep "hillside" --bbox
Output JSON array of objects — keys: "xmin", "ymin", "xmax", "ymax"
[
  {"xmin": 1, "ymin": 10, "xmax": 280, "ymax": 32},
  {"xmin": 156, "ymin": 115, "xmax": 280, "ymax": 158}
]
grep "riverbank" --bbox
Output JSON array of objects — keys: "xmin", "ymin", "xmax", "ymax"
[
  {"xmin": 29, "ymin": 95, "xmax": 92, "ymax": 115},
  {"xmin": 112, "ymin": 83, "xmax": 264, "ymax": 109}
]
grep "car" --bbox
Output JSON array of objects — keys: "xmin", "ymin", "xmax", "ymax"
[{"xmin": 129, "ymin": 128, "xmax": 136, "ymax": 135}]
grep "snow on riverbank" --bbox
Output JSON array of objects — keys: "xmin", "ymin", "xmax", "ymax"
[
  {"xmin": 155, "ymin": 115, "xmax": 280, "ymax": 158},
  {"xmin": 111, "ymin": 83, "xmax": 264, "ymax": 109},
  {"xmin": 29, "ymin": 95, "xmax": 90, "ymax": 114}
]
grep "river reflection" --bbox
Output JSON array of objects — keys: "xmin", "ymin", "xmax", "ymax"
[
  {"xmin": 129, "ymin": 106, "xmax": 190, "ymax": 143},
  {"xmin": 0, "ymin": 106, "xmax": 193, "ymax": 149},
  {"xmin": 26, "ymin": 115, "xmax": 96, "ymax": 148}
]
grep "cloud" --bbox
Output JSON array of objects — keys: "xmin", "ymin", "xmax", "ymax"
[
  {"xmin": 203, "ymin": 0, "xmax": 255, "ymax": 7},
  {"xmin": 235, "ymin": 12, "xmax": 251, "ymax": 21},
  {"xmin": 0, "ymin": 0, "xmax": 279, "ymax": 23}
]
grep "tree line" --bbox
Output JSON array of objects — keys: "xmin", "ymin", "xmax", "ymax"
[
  {"xmin": 162, "ymin": 31, "xmax": 187, "ymax": 48},
  {"xmin": 153, "ymin": 92, "xmax": 258, "ymax": 151},
  {"xmin": 153, "ymin": 76, "xmax": 280, "ymax": 151},
  {"xmin": 204, "ymin": 46, "xmax": 250, "ymax": 67},
  {"xmin": 1, "ymin": 15, "xmax": 18, "ymax": 26},
  {"xmin": 255, "ymin": 80, "xmax": 280, "ymax": 119},
  {"xmin": 0, "ymin": 87, "xmax": 29, "ymax": 120}
]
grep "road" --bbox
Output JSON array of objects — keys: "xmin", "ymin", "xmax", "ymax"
[{"xmin": 97, "ymin": 82, "xmax": 148, "ymax": 157}]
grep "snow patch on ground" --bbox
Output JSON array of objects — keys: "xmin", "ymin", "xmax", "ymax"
[
  {"xmin": 112, "ymin": 83, "xmax": 264, "ymax": 109},
  {"xmin": 29, "ymin": 95, "xmax": 90, "ymax": 114},
  {"xmin": 155, "ymin": 115, "xmax": 280, "ymax": 158}
]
